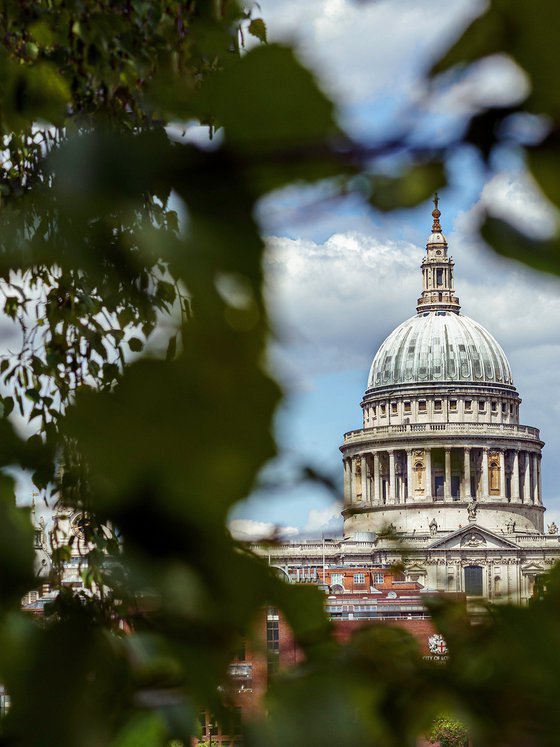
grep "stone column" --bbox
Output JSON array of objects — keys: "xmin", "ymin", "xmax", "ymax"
[
  {"xmin": 532, "ymin": 453, "xmax": 538, "ymax": 504},
  {"xmin": 388, "ymin": 450, "xmax": 395, "ymax": 504},
  {"xmin": 406, "ymin": 449, "xmax": 412, "ymax": 503},
  {"xmin": 350, "ymin": 457, "xmax": 357, "ymax": 503},
  {"xmin": 511, "ymin": 450, "xmax": 521, "ymax": 503},
  {"xmin": 343, "ymin": 458, "xmax": 351, "ymax": 504},
  {"xmin": 463, "ymin": 447, "xmax": 472, "ymax": 500},
  {"xmin": 361, "ymin": 455, "xmax": 367, "ymax": 504},
  {"xmin": 529, "ymin": 453, "xmax": 537, "ymax": 503},
  {"xmin": 481, "ymin": 448, "xmax": 489, "ymax": 500},
  {"xmin": 523, "ymin": 451, "xmax": 531, "ymax": 503},
  {"xmin": 444, "ymin": 447, "xmax": 452, "ymax": 501},
  {"xmin": 425, "ymin": 448, "xmax": 432, "ymax": 500},
  {"xmin": 537, "ymin": 455, "xmax": 542, "ymax": 505},
  {"xmin": 499, "ymin": 449, "xmax": 506, "ymax": 500},
  {"xmin": 372, "ymin": 452, "xmax": 380, "ymax": 504}
]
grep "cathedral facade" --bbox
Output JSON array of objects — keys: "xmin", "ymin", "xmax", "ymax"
[{"xmin": 256, "ymin": 198, "xmax": 560, "ymax": 605}]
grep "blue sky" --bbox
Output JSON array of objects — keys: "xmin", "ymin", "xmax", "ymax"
[{"xmin": 229, "ymin": 0, "xmax": 560, "ymax": 539}]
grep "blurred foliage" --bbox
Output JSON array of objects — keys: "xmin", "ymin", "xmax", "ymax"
[
  {"xmin": 0, "ymin": 1, "xmax": 554, "ymax": 746},
  {"xmin": 428, "ymin": 715, "xmax": 469, "ymax": 747}
]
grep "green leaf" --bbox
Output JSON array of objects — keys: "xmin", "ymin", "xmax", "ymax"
[
  {"xmin": 199, "ymin": 44, "xmax": 337, "ymax": 151},
  {"xmin": 480, "ymin": 215, "xmax": 560, "ymax": 277},
  {"xmin": 248, "ymin": 18, "xmax": 267, "ymax": 43},
  {"xmin": 368, "ymin": 162, "xmax": 447, "ymax": 212},
  {"xmin": 25, "ymin": 388, "xmax": 41, "ymax": 404},
  {"xmin": 166, "ymin": 335, "xmax": 177, "ymax": 361},
  {"xmin": 127, "ymin": 337, "xmax": 144, "ymax": 353},
  {"xmin": 527, "ymin": 132, "xmax": 560, "ymax": 210}
]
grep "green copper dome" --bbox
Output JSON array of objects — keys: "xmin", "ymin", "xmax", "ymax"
[{"xmin": 367, "ymin": 310, "xmax": 513, "ymax": 390}]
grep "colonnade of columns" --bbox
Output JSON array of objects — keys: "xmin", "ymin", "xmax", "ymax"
[{"xmin": 343, "ymin": 446, "xmax": 542, "ymax": 507}]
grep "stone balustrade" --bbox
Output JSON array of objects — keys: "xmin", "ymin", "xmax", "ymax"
[{"xmin": 344, "ymin": 421, "xmax": 540, "ymax": 444}]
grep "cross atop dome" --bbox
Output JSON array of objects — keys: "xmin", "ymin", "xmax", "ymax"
[{"xmin": 432, "ymin": 192, "xmax": 442, "ymax": 232}]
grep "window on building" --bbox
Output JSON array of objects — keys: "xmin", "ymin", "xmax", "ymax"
[
  {"xmin": 373, "ymin": 573, "xmax": 385, "ymax": 584},
  {"xmin": 478, "ymin": 400, "xmax": 486, "ymax": 411},
  {"xmin": 404, "ymin": 401, "xmax": 411, "ymax": 413},
  {"xmin": 436, "ymin": 268, "xmax": 443, "ymax": 286},
  {"xmin": 434, "ymin": 400, "xmax": 442, "ymax": 411},
  {"xmin": 330, "ymin": 573, "xmax": 344, "ymax": 586},
  {"xmin": 502, "ymin": 403, "xmax": 507, "ymax": 414},
  {"xmin": 491, "ymin": 401, "xmax": 498, "ymax": 412},
  {"xmin": 391, "ymin": 402, "xmax": 397, "ymax": 414},
  {"xmin": 381, "ymin": 404, "xmax": 386, "ymax": 416},
  {"xmin": 353, "ymin": 573, "xmax": 365, "ymax": 584},
  {"xmin": 449, "ymin": 399, "xmax": 457, "ymax": 411},
  {"xmin": 510, "ymin": 404, "xmax": 514, "ymax": 415},
  {"xmin": 465, "ymin": 399, "xmax": 472, "ymax": 411},
  {"xmin": 267, "ymin": 607, "xmax": 279, "ymax": 621},
  {"xmin": 372, "ymin": 405, "xmax": 377, "ymax": 416},
  {"xmin": 266, "ymin": 616, "xmax": 280, "ymax": 681},
  {"xmin": 418, "ymin": 401, "xmax": 426, "ymax": 413},
  {"xmin": 464, "ymin": 565, "xmax": 483, "ymax": 596}
]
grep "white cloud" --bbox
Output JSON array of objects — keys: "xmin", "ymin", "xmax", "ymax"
[
  {"xmin": 303, "ymin": 502, "xmax": 343, "ymax": 536},
  {"xmin": 265, "ymin": 231, "xmax": 422, "ymax": 386},
  {"xmin": 228, "ymin": 518, "xmax": 299, "ymax": 541}
]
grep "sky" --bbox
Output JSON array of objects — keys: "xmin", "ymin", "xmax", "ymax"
[{"xmin": 229, "ymin": 0, "xmax": 560, "ymax": 540}]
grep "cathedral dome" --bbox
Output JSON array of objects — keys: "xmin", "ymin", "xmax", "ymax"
[{"xmin": 367, "ymin": 310, "xmax": 514, "ymax": 390}]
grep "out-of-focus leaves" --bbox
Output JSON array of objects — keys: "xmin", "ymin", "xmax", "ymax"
[
  {"xmin": 0, "ymin": 475, "xmax": 35, "ymax": 609},
  {"xmin": 432, "ymin": 0, "xmax": 560, "ymax": 119},
  {"xmin": 0, "ymin": 54, "xmax": 70, "ymax": 130},
  {"xmin": 368, "ymin": 162, "xmax": 447, "ymax": 212},
  {"xmin": 462, "ymin": 106, "xmax": 517, "ymax": 162},
  {"xmin": 526, "ymin": 130, "xmax": 560, "ymax": 211},
  {"xmin": 428, "ymin": 584, "xmax": 560, "ymax": 747},
  {"xmin": 249, "ymin": 625, "xmax": 439, "ymax": 747},
  {"xmin": 193, "ymin": 44, "xmax": 349, "ymax": 193},
  {"xmin": 65, "ymin": 324, "xmax": 280, "ymax": 527},
  {"xmin": 0, "ymin": 616, "xmax": 131, "ymax": 747},
  {"xmin": 201, "ymin": 44, "xmax": 337, "ymax": 149},
  {"xmin": 480, "ymin": 216, "xmax": 560, "ymax": 277},
  {"xmin": 110, "ymin": 713, "xmax": 167, "ymax": 747}
]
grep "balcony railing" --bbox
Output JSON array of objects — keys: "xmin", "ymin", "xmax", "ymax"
[{"xmin": 344, "ymin": 421, "xmax": 540, "ymax": 443}]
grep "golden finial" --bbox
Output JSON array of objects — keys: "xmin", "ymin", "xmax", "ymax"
[{"xmin": 431, "ymin": 192, "xmax": 442, "ymax": 232}]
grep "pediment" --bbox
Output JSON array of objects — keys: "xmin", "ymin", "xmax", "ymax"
[
  {"xmin": 428, "ymin": 525, "xmax": 520, "ymax": 551},
  {"xmin": 521, "ymin": 562, "xmax": 546, "ymax": 574},
  {"xmin": 405, "ymin": 563, "xmax": 427, "ymax": 574}
]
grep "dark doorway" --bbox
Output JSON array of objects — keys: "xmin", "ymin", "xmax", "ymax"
[
  {"xmin": 451, "ymin": 476, "xmax": 460, "ymax": 499},
  {"xmin": 464, "ymin": 565, "xmax": 483, "ymax": 596}
]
